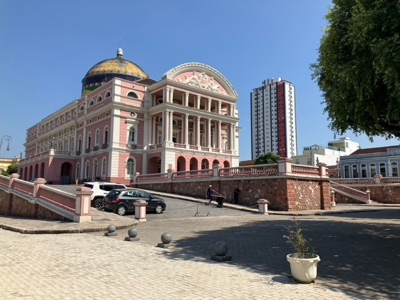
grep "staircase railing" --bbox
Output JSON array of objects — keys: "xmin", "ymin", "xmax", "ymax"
[{"xmin": 330, "ymin": 181, "xmax": 372, "ymax": 204}]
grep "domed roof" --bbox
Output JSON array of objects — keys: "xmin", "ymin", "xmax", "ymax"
[{"xmin": 81, "ymin": 48, "xmax": 149, "ymax": 95}]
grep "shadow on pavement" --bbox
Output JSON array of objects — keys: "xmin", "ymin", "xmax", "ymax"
[{"xmin": 161, "ymin": 218, "xmax": 400, "ymax": 299}]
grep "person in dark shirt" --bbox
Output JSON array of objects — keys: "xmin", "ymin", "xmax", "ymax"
[{"xmin": 233, "ymin": 186, "xmax": 241, "ymax": 204}]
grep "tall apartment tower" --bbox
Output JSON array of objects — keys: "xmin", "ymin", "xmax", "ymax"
[{"xmin": 250, "ymin": 78, "xmax": 297, "ymax": 160}]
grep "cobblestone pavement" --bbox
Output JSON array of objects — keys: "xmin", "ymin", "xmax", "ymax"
[{"xmin": 1, "ymin": 186, "xmax": 400, "ymax": 299}]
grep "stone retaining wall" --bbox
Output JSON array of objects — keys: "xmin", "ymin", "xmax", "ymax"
[
  {"xmin": 0, "ymin": 189, "xmax": 69, "ymax": 221},
  {"xmin": 135, "ymin": 176, "xmax": 331, "ymax": 211}
]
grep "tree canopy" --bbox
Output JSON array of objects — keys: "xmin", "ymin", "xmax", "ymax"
[
  {"xmin": 1, "ymin": 163, "xmax": 18, "ymax": 176},
  {"xmin": 254, "ymin": 152, "xmax": 280, "ymax": 165},
  {"xmin": 311, "ymin": 0, "xmax": 400, "ymax": 139}
]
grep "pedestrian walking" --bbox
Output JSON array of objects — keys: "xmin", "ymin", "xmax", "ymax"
[
  {"xmin": 206, "ymin": 185, "xmax": 214, "ymax": 205},
  {"xmin": 233, "ymin": 186, "xmax": 241, "ymax": 204}
]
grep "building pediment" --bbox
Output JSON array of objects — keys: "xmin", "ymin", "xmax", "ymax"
[{"xmin": 162, "ymin": 62, "xmax": 238, "ymax": 98}]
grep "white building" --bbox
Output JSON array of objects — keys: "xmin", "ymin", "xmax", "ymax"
[
  {"xmin": 291, "ymin": 137, "xmax": 360, "ymax": 166},
  {"xmin": 250, "ymin": 78, "xmax": 297, "ymax": 160}
]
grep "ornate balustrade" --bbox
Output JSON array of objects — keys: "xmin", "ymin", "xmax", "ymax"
[
  {"xmin": 292, "ymin": 165, "xmax": 319, "ymax": 176},
  {"xmin": 219, "ymin": 164, "xmax": 278, "ymax": 177},
  {"xmin": 172, "ymin": 169, "xmax": 213, "ymax": 180}
]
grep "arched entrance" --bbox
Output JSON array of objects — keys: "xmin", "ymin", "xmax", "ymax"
[
  {"xmin": 190, "ymin": 158, "xmax": 198, "ymax": 170},
  {"xmin": 61, "ymin": 162, "xmax": 72, "ymax": 184},
  {"xmin": 40, "ymin": 162, "xmax": 45, "ymax": 178},
  {"xmin": 34, "ymin": 164, "xmax": 39, "ymax": 178},
  {"xmin": 201, "ymin": 159, "xmax": 209, "ymax": 170},
  {"xmin": 177, "ymin": 157, "xmax": 186, "ymax": 172},
  {"xmin": 148, "ymin": 156, "xmax": 161, "ymax": 174},
  {"xmin": 212, "ymin": 159, "xmax": 220, "ymax": 167},
  {"xmin": 223, "ymin": 161, "xmax": 230, "ymax": 168}
]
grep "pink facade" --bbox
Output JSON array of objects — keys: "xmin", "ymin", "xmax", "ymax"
[{"xmin": 19, "ymin": 51, "xmax": 240, "ymax": 185}]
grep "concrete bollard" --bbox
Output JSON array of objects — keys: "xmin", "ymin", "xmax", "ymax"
[
  {"xmin": 211, "ymin": 241, "xmax": 232, "ymax": 262},
  {"xmin": 257, "ymin": 199, "xmax": 270, "ymax": 215},
  {"xmin": 134, "ymin": 200, "xmax": 148, "ymax": 222},
  {"xmin": 124, "ymin": 228, "xmax": 140, "ymax": 241},
  {"xmin": 104, "ymin": 224, "xmax": 117, "ymax": 236},
  {"xmin": 157, "ymin": 232, "xmax": 173, "ymax": 248}
]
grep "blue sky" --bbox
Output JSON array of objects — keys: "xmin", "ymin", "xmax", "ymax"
[{"xmin": 1, "ymin": 0, "xmax": 399, "ymax": 161}]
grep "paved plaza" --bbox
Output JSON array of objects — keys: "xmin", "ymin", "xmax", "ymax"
[{"xmin": 1, "ymin": 190, "xmax": 400, "ymax": 299}]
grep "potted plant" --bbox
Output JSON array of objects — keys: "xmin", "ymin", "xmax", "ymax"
[{"xmin": 284, "ymin": 217, "xmax": 321, "ymax": 283}]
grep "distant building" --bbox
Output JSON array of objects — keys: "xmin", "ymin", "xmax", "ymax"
[
  {"xmin": 340, "ymin": 145, "xmax": 400, "ymax": 178},
  {"xmin": 291, "ymin": 137, "xmax": 360, "ymax": 167},
  {"xmin": 250, "ymin": 78, "xmax": 297, "ymax": 160},
  {"xmin": 18, "ymin": 48, "xmax": 240, "ymax": 184},
  {"xmin": 0, "ymin": 158, "xmax": 20, "ymax": 174}
]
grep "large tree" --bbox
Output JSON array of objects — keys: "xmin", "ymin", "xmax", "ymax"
[
  {"xmin": 311, "ymin": 0, "xmax": 400, "ymax": 139},
  {"xmin": 254, "ymin": 152, "xmax": 280, "ymax": 165}
]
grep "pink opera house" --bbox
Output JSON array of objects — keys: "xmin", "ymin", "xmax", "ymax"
[{"xmin": 19, "ymin": 48, "xmax": 240, "ymax": 184}]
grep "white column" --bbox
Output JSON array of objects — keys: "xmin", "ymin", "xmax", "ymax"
[
  {"xmin": 197, "ymin": 95, "xmax": 201, "ymax": 109},
  {"xmin": 169, "ymin": 111, "xmax": 174, "ymax": 143},
  {"xmin": 217, "ymin": 121, "xmax": 222, "ymax": 149},
  {"xmin": 164, "ymin": 87, "xmax": 169, "ymax": 103},
  {"xmin": 164, "ymin": 111, "xmax": 169, "ymax": 142},
  {"xmin": 185, "ymin": 92, "xmax": 189, "ymax": 106},
  {"xmin": 184, "ymin": 114, "xmax": 189, "ymax": 145},
  {"xmin": 230, "ymin": 124, "xmax": 235, "ymax": 151},
  {"xmin": 196, "ymin": 117, "xmax": 201, "ymax": 146},
  {"xmin": 208, "ymin": 119, "xmax": 212, "ymax": 148},
  {"xmin": 208, "ymin": 98, "xmax": 212, "ymax": 111},
  {"xmin": 170, "ymin": 88, "xmax": 174, "ymax": 103},
  {"xmin": 217, "ymin": 101, "xmax": 221, "ymax": 114}
]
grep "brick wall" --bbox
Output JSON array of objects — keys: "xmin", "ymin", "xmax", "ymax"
[
  {"xmin": 335, "ymin": 185, "xmax": 400, "ymax": 204},
  {"xmin": 134, "ymin": 176, "xmax": 331, "ymax": 212}
]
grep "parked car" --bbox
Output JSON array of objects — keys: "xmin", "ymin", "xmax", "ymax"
[
  {"xmin": 83, "ymin": 182, "xmax": 127, "ymax": 208},
  {"xmin": 103, "ymin": 188, "xmax": 166, "ymax": 216}
]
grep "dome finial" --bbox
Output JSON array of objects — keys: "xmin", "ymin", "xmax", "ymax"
[{"xmin": 117, "ymin": 46, "xmax": 124, "ymax": 58}]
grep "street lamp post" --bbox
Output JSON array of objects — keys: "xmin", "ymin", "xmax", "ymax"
[
  {"xmin": 309, "ymin": 144, "xmax": 319, "ymax": 166},
  {"xmin": 0, "ymin": 135, "xmax": 12, "ymax": 155}
]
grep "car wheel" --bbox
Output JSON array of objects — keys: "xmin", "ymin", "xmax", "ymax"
[
  {"xmin": 94, "ymin": 198, "xmax": 104, "ymax": 210},
  {"xmin": 154, "ymin": 204, "xmax": 163, "ymax": 214},
  {"xmin": 117, "ymin": 205, "xmax": 127, "ymax": 216}
]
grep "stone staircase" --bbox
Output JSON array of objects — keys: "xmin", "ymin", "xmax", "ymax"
[{"xmin": 330, "ymin": 181, "xmax": 373, "ymax": 204}]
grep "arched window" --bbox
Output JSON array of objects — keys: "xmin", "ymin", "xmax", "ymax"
[
  {"xmin": 361, "ymin": 164, "xmax": 367, "ymax": 178},
  {"xmin": 344, "ymin": 165, "xmax": 350, "ymax": 178},
  {"xmin": 95, "ymin": 129, "xmax": 100, "ymax": 146},
  {"xmin": 85, "ymin": 162, "xmax": 90, "ymax": 181},
  {"xmin": 127, "ymin": 91, "xmax": 138, "ymax": 99},
  {"xmin": 106, "ymin": 91, "xmax": 111, "ymax": 98},
  {"xmin": 97, "ymin": 96, "xmax": 102, "ymax": 102},
  {"xmin": 126, "ymin": 158, "xmax": 135, "ymax": 177},
  {"xmin": 78, "ymin": 136, "xmax": 82, "ymax": 152},
  {"xmin": 87, "ymin": 132, "xmax": 92, "ymax": 150},
  {"xmin": 128, "ymin": 127, "xmax": 136, "ymax": 144},
  {"xmin": 104, "ymin": 127, "xmax": 109, "ymax": 146},
  {"xmin": 391, "ymin": 162, "xmax": 398, "ymax": 177},
  {"xmin": 380, "ymin": 163, "xmax": 386, "ymax": 177},
  {"xmin": 76, "ymin": 163, "xmax": 80, "ymax": 180},
  {"xmin": 352, "ymin": 165, "xmax": 358, "ymax": 178},
  {"xmin": 370, "ymin": 164, "xmax": 376, "ymax": 177},
  {"xmin": 93, "ymin": 159, "xmax": 98, "ymax": 180},
  {"xmin": 102, "ymin": 158, "xmax": 107, "ymax": 179}
]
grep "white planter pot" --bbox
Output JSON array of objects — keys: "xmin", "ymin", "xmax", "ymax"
[{"xmin": 286, "ymin": 253, "xmax": 321, "ymax": 283}]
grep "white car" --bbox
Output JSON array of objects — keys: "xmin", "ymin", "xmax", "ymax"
[{"xmin": 83, "ymin": 182, "xmax": 127, "ymax": 209}]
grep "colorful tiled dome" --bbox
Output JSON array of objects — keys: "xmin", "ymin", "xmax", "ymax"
[{"xmin": 81, "ymin": 48, "xmax": 148, "ymax": 95}]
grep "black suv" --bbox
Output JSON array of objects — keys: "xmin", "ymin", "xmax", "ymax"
[
  {"xmin": 103, "ymin": 189, "xmax": 166, "ymax": 216},
  {"xmin": 83, "ymin": 182, "xmax": 127, "ymax": 208}
]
